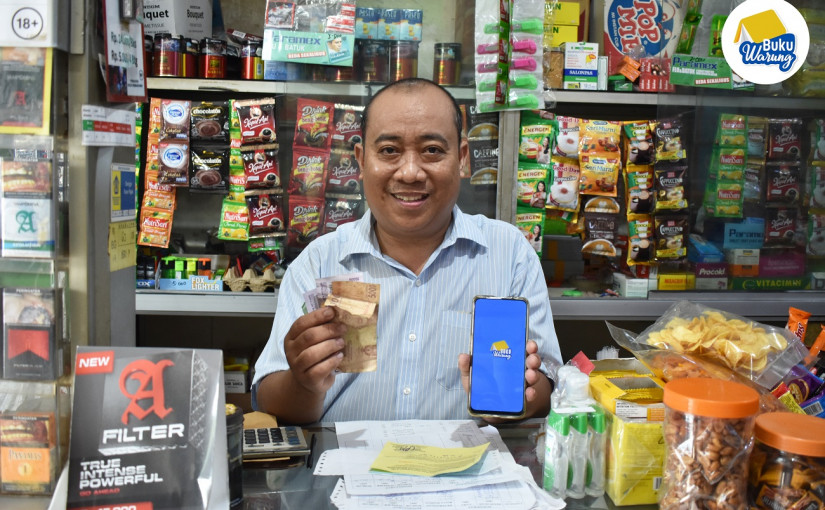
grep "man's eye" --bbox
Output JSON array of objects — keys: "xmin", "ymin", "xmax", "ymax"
[
  {"xmin": 424, "ymin": 146, "xmax": 445, "ymax": 155},
  {"xmin": 378, "ymin": 146, "xmax": 398, "ymax": 155}
]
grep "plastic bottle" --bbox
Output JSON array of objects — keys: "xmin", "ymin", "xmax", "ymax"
[
  {"xmin": 566, "ymin": 412, "xmax": 588, "ymax": 498},
  {"xmin": 543, "ymin": 411, "xmax": 570, "ymax": 500},
  {"xmin": 585, "ymin": 406, "xmax": 607, "ymax": 497}
]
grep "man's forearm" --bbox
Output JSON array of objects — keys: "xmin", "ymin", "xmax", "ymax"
[{"xmin": 256, "ymin": 370, "xmax": 326, "ymax": 424}]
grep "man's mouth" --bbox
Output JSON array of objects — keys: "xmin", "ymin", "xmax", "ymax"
[{"xmin": 391, "ymin": 192, "xmax": 429, "ymax": 202}]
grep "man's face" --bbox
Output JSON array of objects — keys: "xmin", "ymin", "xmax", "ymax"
[
  {"xmin": 330, "ymin": 38, "xmax": 342, "ymax": 52},
  {"xmin": 355, "ymin": 86, "xmax": 468, "ymax": 244}
]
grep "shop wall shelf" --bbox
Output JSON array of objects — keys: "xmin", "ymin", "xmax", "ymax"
[
  {"xmin": 0, "ymin": 259, "xmax": 56, "ymax": 288},
  {"xmin": 136, "ymin": 289, "xmax": 825, "ymax": 321}
]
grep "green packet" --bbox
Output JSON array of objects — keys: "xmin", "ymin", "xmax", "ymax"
[
  {"xmin": 516, "ymin": 163, "xmax": 550, "ymax": 210},
  {"xmin": 518, "ymin": 111, "xmax": 556, "ymax": 164},
  {"xmin": 715, "ymin": 114, "xmax": 748, "ymax": 147},
  {"xmin": 516, "ymin": 206, "xmax": 545, "ymax": 258},
  {"xmin": 217, "ymin": 198, "xmax": 250, "ymax": 241}
]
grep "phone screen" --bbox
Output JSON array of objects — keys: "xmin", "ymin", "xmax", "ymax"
[{"xmin": 468, "ymin": 296, "xmax": 528, "ymax": 417}]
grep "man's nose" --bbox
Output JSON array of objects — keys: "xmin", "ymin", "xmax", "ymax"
[{"xmin": 396, "ymin": 152, "xmax": 424, "ymax": 182}]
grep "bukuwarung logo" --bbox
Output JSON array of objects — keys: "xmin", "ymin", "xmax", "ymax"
[{"xmin": 721, "ymin": 0, "xmax": 810, "ymax": 85}]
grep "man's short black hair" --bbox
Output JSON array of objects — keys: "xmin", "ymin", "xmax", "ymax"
[{"xmin": 361, "ymin": 78, "xmax": 463, "ymax": 145}]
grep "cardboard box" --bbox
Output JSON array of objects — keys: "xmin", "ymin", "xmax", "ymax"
[
  {"xmin": 688, "ymin": 234, "xmax": 725, "ymax": 263},
  {"xmin": 759, "ymin": 248, "xmax": 806, "ymax": 277},
  {"xmin": 563, "ymin": 42, "xmax": 599, "ymax": 90},
  {"xmin": 723, "ymin": 221, "xmax": 765, "ymax": 250},
  {"xmin": 637, "ymin": 57, "xmax": 675, "ymax": 93},
  {"xmin": 605, "ymin": 413, "xmax": 664, "ymax": 506},
  {"xmin": 726, "ymin": 248, "xmax": 760, "ymax": 266},
  {"xmin": 694, "ymin": 262, "xmax": 729, "ymax": 290},
  {"xmin": 546, "ymin": 0, "xmax": 590, "ymax": 40},
  {"xmin": 544, "ymin": 24, "xmax": 579, "ymax": 48},
  {"xmin": 657, "ymin": 273, "xmax": 694, "ymax": 291},
  {"xmin": 590, "ymin": 375, "xmax": 665, "ymax": 421},
  {"xmin": 224, "ymin": 371, "xmax": 247, "ymax": 394},
  {"xmin": 612, "ymin": 273, "xmax": 649, "ymax": 298},
  {"xmin": 554, "ymin": 1, "xmax": 581, "ymax": 25},
  {"xmin": 729, "ymin": 276, "xmax": 810, "ymax": 291},
  {"xmin": 811, "ymin": 272, "xmax": 825, "ymax": 290},
  {"xmin": 0, "ymin": 0, "xmax": 70, "ymax": 50},
  {"xmin": 602, "ymin": 0, "xmax": 682, "ymax": 75},
  {"xmin": 142, "ymin": 0, "xmax": 213, "ymax": 40}
]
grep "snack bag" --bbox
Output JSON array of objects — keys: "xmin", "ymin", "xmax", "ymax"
[
  {"xmin": 547, "ymin": 157, "xmax": 580, "ymax": 212},
  {"xmin": 579, "ymin": 155, "xmax": 620, "ymax": 197},
  {"xmin": 516, "ymin": 163, "xmax": 550, "ymax": 209},
  {"xmin": 138, "ymin": 207, "xmax": 173, "ymax": 248},
  {"xmin": 715, "ymin": 114, "xmax": 747, "ymax": 147},
  {"xmin": 579, "ymin": 119, "xmax": 621, "ymax": 157},
  {"xmin": 217, "ymin": 199, "xmax": 250, "ymax": 241},
  {"xmin": 786, "ymin": 307, "xmax": 811, "ymax": 342},
  {"xmin": 621, "ymin": 301, "xmax": 810, "ymax": 389}
]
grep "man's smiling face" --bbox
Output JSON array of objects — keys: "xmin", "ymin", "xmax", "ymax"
[{"xmin": 355, "ymin": 84, "xmax": 468, "ymax": 245}]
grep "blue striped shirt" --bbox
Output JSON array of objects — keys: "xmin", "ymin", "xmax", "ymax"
[{"xmin": 251, "ymin": 205, "xmax": 562, "ymax": 421}]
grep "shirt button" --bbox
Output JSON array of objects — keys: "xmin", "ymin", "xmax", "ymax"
[
  {"xmin": 415, "ymin": 279, "xmax": 421, "ymax": 287},
  {"xmin": 403, "ymin": 387, "xmax": 411, "ymax": 395},
  {"xmin": 408, "ymin": 333, "xmax": 416, "ymax": 342}
]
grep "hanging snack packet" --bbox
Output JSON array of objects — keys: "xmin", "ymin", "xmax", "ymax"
[
  {"xmin": 579, "ymin": 119, "xmax": 621, "ymax": 156},
  {"xmin": 708, "ymin": 180, "xmax": 744, "ymax": 218},
  {"xmin": 246, "ymin": 191, "xmax": 285, "ymax": 236},
  {"xmin": 579, "ymin": 155, "xmax": 620, "ymax": 197},
  {"xmin": 553, "ymin": 116, "xmax": 580, "ymax": 159},
  {"xmin": 157, "ymin": 139, "xmax": 189, "ymax": 186},
  {"xmin": 715, "ymin": 114, "xmax": 747, "ymax": 146},
  {"xmin": 767, "ymin": 118, "xmax": 803, "ymax": 161},
  {"xmin": 655, "ymin": 117, "xmax": 687, "ymax": 161},
  {"xmin": 627, "ymin": 215, "xmax": 654, "ymax": 266},
  {"xmin": 654, "ymin": 166, "xmax": 688, "ymax": 211},
  {"xmin": 516, "ymin": 206, "xmax": 545, "ymax": 257},
  {"xmin": 294, "ymin": 98, "xmax": 334, "ymax": 151},
  {"xmin": 711, "ymin": 146, "xmax": 746, "ymax": 180},
  {"xmin": 626, "ymin": 165, "xmax": 655, "ymax": 214},
  {"xmin": 217, "ymin": 199, "xmax": 250, "ymax": 241},
  {"xmin": 747, "ymin": 116, "xmax": 767, "ymax": 158},
  {"xmin": 190, "ymin": 100, "xmax": 229, "ymax": 143},
  {"xmin": 808, "ymin": 213, "xmax": 825, "ymax": 257},
  {"xmin": 547, "ymin": 156, "xmax": 580, "ymax": 212},
  {"xmin": 240, "ymin": 144, "xmax": 280, "ymax": 189},
  {"xmin": 138, "ymin": 208, "xmax": 173, "ymax": 248},
  {"xmin": 518, "ymin": 111, "xmax": 555, "ymax": 164},
  {"xmin": 322, "ymin": 197, "xmax": 363, "ymax": 235},
  {"xmin": 744, "ymin": 158, "xmax": 764, "ymax": 203},
  {"xmin": 810, "ymin": 119, "xmax": 825, "ymax": 161},
  {"xmin": 189, "ymin": 145, "xmax": 229, "ymax": 193},
  {"xmin": 809, "ymin": 163, "xmax": 825, "ymax": 209},
  {"xmin": 141, "ymin": 189, "xmax": 176, "ymax": 210},
  {"xmin": 288, "ymin": 148, "xmax": 327, "ymax": 197},
  {"xmin": 326, "ymin": 150, "xmax": 361, "ymax": 196},
  {"xmin": 623, "ymin": 120, "xmax": 655, "ymax": 166},
  {"xmin": 655, "ymin": 215, "xmax": 688, "ymax": 260},
  {"xmin": 287, "ymin": 196, "xmax": 324, "ymax": 250},
  {"xmin": 582, "ymin": 197, "xmax": 620, "ymax": 257},
  {"xmin": 516, "ymin": 163, "xmax": 550, "ymax": 209},
  {"xmin": 331, "ymin": 104, "xmax": 363, "ymax": 151},
  {"xmin": 765, "ymin": 161, "xmax": 801, "ymax": 204},
  {"xmin": 234, "ymin": 98, "xmax": 277, "ymax": 145},
  {"xmin": 764, "ymin": 207, "xmax": 797, "ymax": 246},
  {"xmin": 160, "ymin": 99, "xmax": 191, "ymax": 140},
  {"xmin": 143, "ymin": 170, "xmax": 174, "ymax": 193},
  {"xmin": 786, "ymin": 307, "xmax": 811, "ymax": 342},
  {"xmin": 227, "ymin": 150, "xmax": 246, "ymax": 202}
]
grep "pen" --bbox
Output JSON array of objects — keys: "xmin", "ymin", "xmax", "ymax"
[{"xmin": 305, "ymin": 433, "xmax": 317, "ymax": 469}]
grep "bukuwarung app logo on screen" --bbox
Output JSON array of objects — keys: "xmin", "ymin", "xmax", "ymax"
[{"xmin": 721, "ymin": 0, "xmax": 810, "ymax": 85}]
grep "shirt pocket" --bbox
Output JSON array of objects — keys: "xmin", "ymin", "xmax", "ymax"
[{"xmin": 435, "ymin": 310, "xmax": 472, "ymax": 390}]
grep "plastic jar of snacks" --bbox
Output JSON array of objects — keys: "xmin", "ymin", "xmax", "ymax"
[
  {"xmin": 661, "ymin": 377, "xmax": 760, "ymax": 510},
  {"xmin": 748, "ymin": 412, "xmax": 825, "ymax": 509}
]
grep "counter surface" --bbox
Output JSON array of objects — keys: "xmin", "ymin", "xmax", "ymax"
[{"xmin": 241, "ymin": 419, "xmax": 657, "ymax": 509}]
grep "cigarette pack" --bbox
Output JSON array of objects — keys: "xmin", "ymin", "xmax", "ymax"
[
  {"xmin": 3, "ymin": 288, "xmax": 58, "ymax": 380},
  {"xmin": 0, "ymin": 412, "xmax": 56, "ymax": 494}
]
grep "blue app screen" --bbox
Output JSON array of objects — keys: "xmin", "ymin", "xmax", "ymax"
[{"xmin": 469, "ymin": 298, "xmax": 527, "ymax": 414}]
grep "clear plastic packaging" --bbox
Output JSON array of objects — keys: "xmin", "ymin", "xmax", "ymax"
[{"xmin": 661, "ymin": 377, "xmax": 760, "ymax": 510}]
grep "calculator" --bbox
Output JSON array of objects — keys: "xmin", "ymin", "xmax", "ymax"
[{"xmin": 242, "ymin": 425, "xmax": 311, "ymax": 459}]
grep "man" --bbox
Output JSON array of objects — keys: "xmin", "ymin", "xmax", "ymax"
[{"xmin": 253, "ymin": 78, "xmax": 562, "ymax": 424}]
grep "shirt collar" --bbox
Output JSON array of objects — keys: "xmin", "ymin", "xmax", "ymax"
[{"xmin": 336, "ymin": 205, "xmax": 489, "ymax": 264}]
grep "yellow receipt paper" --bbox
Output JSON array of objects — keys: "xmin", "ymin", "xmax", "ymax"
[{"xmin": 369, "ymin": 442, "xmax": 489, "ymax": 477}]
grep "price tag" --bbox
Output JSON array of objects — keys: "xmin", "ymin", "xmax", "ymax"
[{"xmin": 0, "ymin": 1, "xmax": 62, "ymax": 48}]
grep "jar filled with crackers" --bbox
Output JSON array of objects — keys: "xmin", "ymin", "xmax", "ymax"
[
  {"xmin": 661, "ymin": 377, "xmax": 760, "ymax": 510},
  {"xmin": 748, "ymin": 412, "xmax": 825, "ymax": 510}
]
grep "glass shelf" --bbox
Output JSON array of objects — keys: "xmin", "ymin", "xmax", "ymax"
[{"xmin": 0, "ymin": 258, "xmax": 56, "ymax": 288}]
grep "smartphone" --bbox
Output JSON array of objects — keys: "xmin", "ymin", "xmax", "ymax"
[{"xmin": 468, "ymin": 296, "xmax": 528, "ymax": 419}]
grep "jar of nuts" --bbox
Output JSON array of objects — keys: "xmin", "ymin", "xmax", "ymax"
[
  {"xmin": 661, "ymin": 377, "xmax": 760, "ymax": 510},
  {"xmin": 748, "ymin": 412, "xmax": 825, "ymax": 510}
]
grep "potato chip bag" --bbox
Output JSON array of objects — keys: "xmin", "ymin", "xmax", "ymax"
[
  {"xmin": 786, "ymin": 307, "xmax": 811, "ymax": 342},
  {"xmin": 710, "ymin": 146, "xmax": 746, "ymax": 180}
]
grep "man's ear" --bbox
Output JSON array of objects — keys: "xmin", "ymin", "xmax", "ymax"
[
  {"xmin": 458, "ymin": 137, "xmax": 470, "ymax": 175},
  {"xmin": 354, "ymin": 142, "xmax": 364, "ymax": 171}
]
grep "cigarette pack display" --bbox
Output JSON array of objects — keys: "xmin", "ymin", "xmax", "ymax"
[
  {"xmin": 67, "ymin": 347, "xmax": 228, "ymax": 508},
  {"xmin": 0, "ymin": 48, "xmax": 53, "ymax": 135},
  {"xmin": 0, "ymin": 412, "xmax": 56, "ymax": 494},
  {"xmin": 3, "ymin": 288, "xmax": 57, "ymax": 380}
]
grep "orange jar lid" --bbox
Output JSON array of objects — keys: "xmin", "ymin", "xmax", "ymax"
[
  {"xmin": 755, "ymin": 412, "xmax": 825, "ymax": 457},
  {"xmin": 663, "ymin": 377, "xmax": 759, "ymax": 418}
]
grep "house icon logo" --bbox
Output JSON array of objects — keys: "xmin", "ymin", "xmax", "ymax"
[
  {"xmin": 721, "ymin": 0, "xmax": 809, "ymax": 85},
  {"xmin": 490, "ymin": 340, "xmax": 512, "ymax": 360}
]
